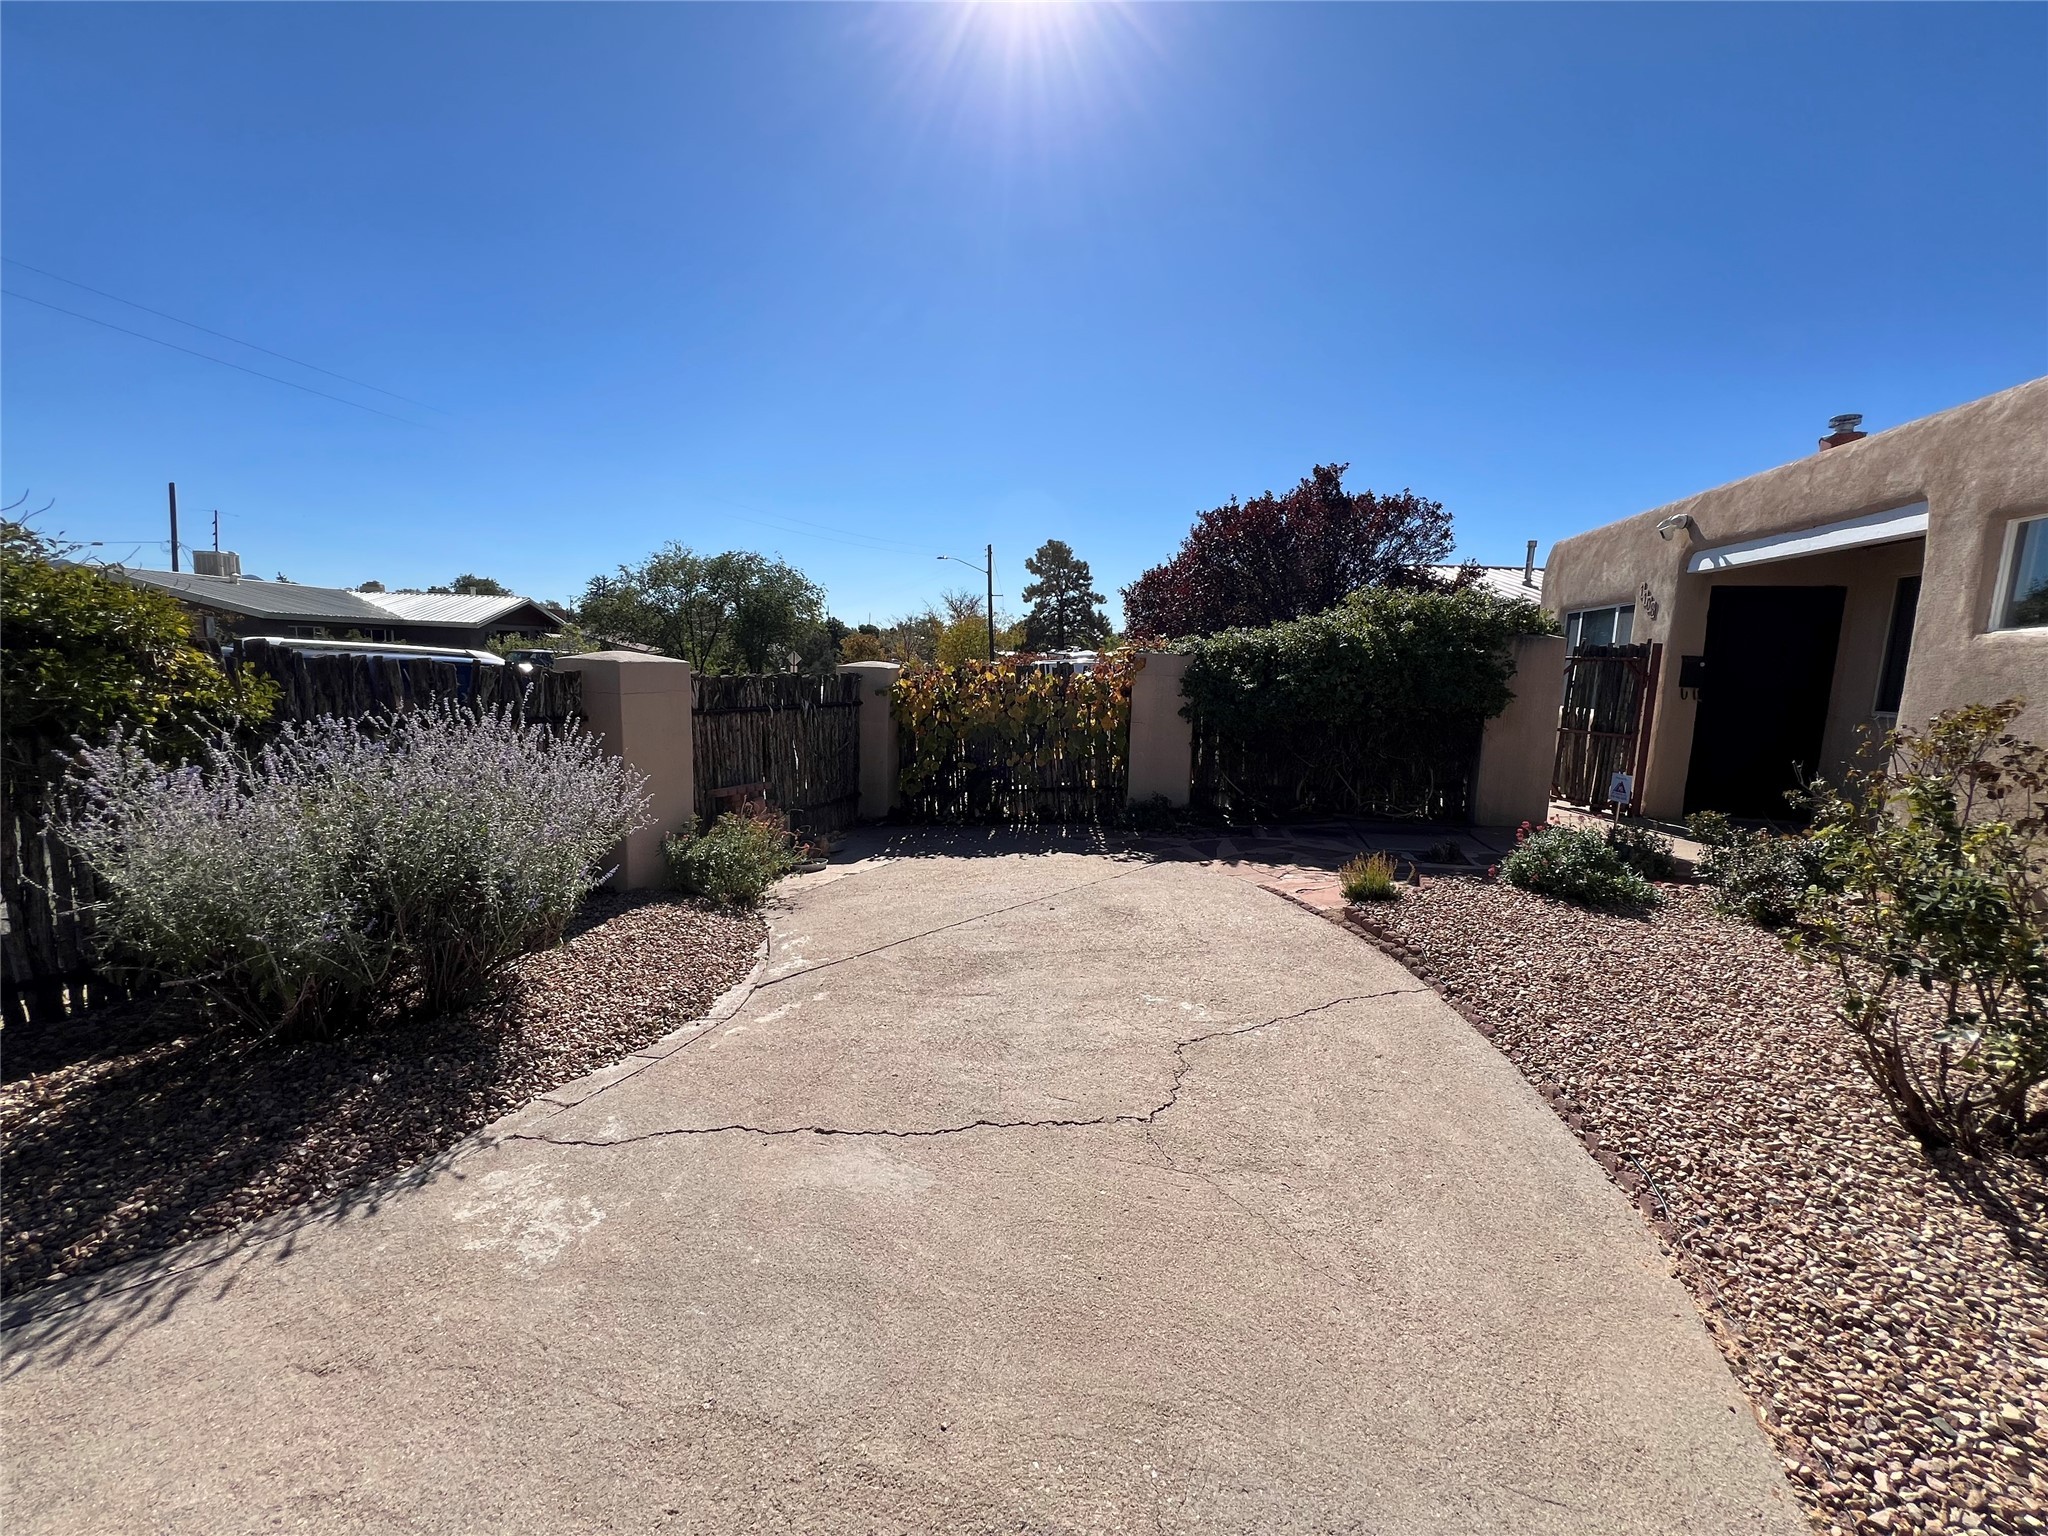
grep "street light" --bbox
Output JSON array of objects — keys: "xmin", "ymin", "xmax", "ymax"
[{"xmin": 937, "ymin": 543, "xmax": 996, "ymax": 661}]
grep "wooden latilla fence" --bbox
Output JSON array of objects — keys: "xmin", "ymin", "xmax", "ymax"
[
  {"xmin": 894, "ymin": 659, "xmax": 1132, "ymax": 823},
  {"xmin": 1551, "ymin": 642, "xmax": 1662, "ymax": 813},
  {"xmin": 1188, "ymin": 713, "xmax": 1480, "ymax": 823},
  {"xmin": 1, "ymin": 647, "xmax": 584, "ymax": 1028},
  {"xmin": 691, "ymin": 672, "xmax": 863, "ymax": 838},
  {"xmin": 232, "ymin": 637, "xmax": 582, "ymax": 728}
]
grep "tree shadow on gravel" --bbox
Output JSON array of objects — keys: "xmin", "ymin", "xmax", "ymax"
[
  {"xmin": 1, "ymin": 891, "xmax": 762, "ymax": 1320},
  {"xmin": 1929, "ymin": 1150, "xmax": 2048, "ymax": 1283}
]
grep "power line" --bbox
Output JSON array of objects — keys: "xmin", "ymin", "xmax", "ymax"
[
  {"xmin": 3, "ymin": 258, "xmax": 444, "ymax": 413},
  {"xmin": 2, "ymin": 290, "xmax": 423, "ymax": 426},
  {"xmin": 685, "ymin": 489, "xmax": 937, "ymax": 558}
]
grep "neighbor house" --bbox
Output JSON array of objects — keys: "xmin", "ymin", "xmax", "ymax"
[
  {"xmin": 1542, "ymin": 377, "xmax": 2048, "ymax": 822},
  {"xmin": 109, "ymin": 557, "xmax": 566, "ymax": 651}
]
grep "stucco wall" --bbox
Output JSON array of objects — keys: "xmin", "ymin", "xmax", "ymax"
[{"xmin": 1544, "ymin": 378, "xmax": 2048, "ymax": 819}]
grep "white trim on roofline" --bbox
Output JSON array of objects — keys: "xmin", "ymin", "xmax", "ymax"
[{"xmin": 1686, "ymin": 501, "xmax": 1929, "ymax": 575}]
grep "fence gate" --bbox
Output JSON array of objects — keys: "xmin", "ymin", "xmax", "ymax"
[
  {"xmin": 1552, "ymin": 642, "xmax": 1662, "ymax": 812},
  {"xmin": 691, "ymin": 673, "xmax": 863, "ymax": 838}
]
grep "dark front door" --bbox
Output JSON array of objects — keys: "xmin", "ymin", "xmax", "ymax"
[{"xmin": 1683, "ymin": 585, "xmax": 1846, "ymax": 820}]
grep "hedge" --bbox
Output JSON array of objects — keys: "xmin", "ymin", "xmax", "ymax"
[{"xmin": 1176, "ymin": 586, "xmax": 1554, "ymax": 820}]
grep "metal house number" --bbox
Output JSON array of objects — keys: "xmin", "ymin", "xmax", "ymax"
[{"xmin": 1638, "ymin": 582, "xmax": 1660, "ymax": 621}]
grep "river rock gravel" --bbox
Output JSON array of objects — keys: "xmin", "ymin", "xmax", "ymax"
[
  {"xmin": 1375, "ymin": 879, "xmax": 2046, "ymax": 1536},
  {"xmin": 2, "ymin": 892, "xmax": 764, "ymax": 1297}
]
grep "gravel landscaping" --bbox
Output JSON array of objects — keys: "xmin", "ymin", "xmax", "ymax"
[
  {"xmin": 1371, "ymin": 879, "xmax": 2046, "ymax": 1536},
  {"xmin": 2, "ymin": 893, "xmax": 764, "ymax": 1297}
]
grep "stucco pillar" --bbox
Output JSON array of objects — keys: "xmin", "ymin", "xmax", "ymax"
[
  {"xmin": 837, "ymin": 661, "xmax": 901, "ymax": 820},
  {"xmin": 1470, "ymin": 633, "xmax": 1567, "ymax": 829},
  {"xmin": 556, "ymin": 651, "xmax": 694, "ymax": 889},
  {"xmin": 1125, "ymin": 651, "xmax": 1194, "ymax": 808}
]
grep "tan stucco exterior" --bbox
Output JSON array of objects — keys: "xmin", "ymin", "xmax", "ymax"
[
  {"xmin": 837, "ymin": 660, "xmax": 902, "ymax": 819},
  {"xmin": 556, "ymin": 651, "xmax": 696, "ymax": 888},
  {"xmin": 1543, "ymin": 378, "xmax": 2048, "ymax": 821},
  {"xmin": 1472, "ymin": 633, "xmax": 1569, "ymax": 828},
  {"xmin": 1126, "ymin": 650, "xmax": 1196, "ymax": 808}
]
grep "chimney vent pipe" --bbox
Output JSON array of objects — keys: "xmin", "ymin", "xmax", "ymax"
[{"xmin": 1819, "ymin": 413, "xmax": 1868, "ymax": 452}]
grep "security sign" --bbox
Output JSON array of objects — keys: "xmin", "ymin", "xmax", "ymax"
[{"xmin": 1608, "ymin": 771, "xmax": 1634, "ymax": 806}]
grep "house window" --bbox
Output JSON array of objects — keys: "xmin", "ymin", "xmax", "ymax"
[
  {"xmin": 1996, "ymin": 516, "xmax": 2048, "ymax": 630},
  {"xmin": 1874, "ymin": 575, "xmax": 1919, "ymax": 715},
  {"xmin": 1565, "ymin": 603, "xmax": 1636, "ymax": 652}
]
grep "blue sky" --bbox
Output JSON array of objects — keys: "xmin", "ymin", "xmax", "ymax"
[{"xmin": 4, "ymin": 3, "xmax": 2043, "ymax": 623}]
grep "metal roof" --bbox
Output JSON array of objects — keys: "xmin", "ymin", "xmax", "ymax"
[
  {"xmin": 1431, "ymin": 564, "xmax": 1544, "ymax": 602},
  {"xmin": 105, "ymin": 568, "xmax": 564, "ymax": 629},
  {"xmin": 109, "ymin": 568, "xmax": 395, "ymax": 623},
  {"xmin": 365, "ymin": 591, "xmax": 565, "ymax": 626}
]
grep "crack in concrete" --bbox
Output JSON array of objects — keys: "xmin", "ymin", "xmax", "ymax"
[{"xmin": 508, "ymin": 988, "xmax": 1415, "ymax": 1151}]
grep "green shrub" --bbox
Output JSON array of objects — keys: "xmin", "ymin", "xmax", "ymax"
[
  {"xmin": 665, "ymin": 810, "xmax": 798, "ymax": 907},
  {"xmin": 1500, "ymin": 823, "xmax": 1659, "ymax": 910},
  {"xmin": 1341, "ymin": 851, "xmax": 1400, "ymax": 902},
  {"xmin": 1683, "ymin": 810, "xmax": 1734, "ymax": 848},
  {"xmin": 57, "ymin": 705, "xmax": 648, "ymax": 1036},
  {"xmin": 1604, "ymin": 821, "xmax": 1678, "ymax": 880},
  {"xmin": 1176, "ymin": 586, "xmax": 1555, "ymax": 820},
  {"xmin": 1793, "ymin": 700, "xmax": 2047, "ymax": 1154},
  {"xmin": 1122, "ymin": 793, "xmax": 1182, "ymax": 833},
  {"xmin": 1692, "ymin": 824, "xmax": 1823, "ymax": 928},
  {"xmin": 2, "ymin": 521, "xmax": 276, "ymax": 793}
]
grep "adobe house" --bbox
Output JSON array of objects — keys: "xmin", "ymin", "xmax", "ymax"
[{"xmin": 1542, "ymin": 377, "xmax": 2048, "ymax": 822}]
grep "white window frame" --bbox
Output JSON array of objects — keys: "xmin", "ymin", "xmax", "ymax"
[
  {"xmin": 1565, "ymin": 603, "xmax": 1636, "ymax": 652},
  {"xmin": 1990, "ymin": 514, "xmax": 2048, "ymax": 632}
]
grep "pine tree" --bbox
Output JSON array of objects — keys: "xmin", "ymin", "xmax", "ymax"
[{"xmin": 1021, "ymin": 540, "xmax": 1111, "ymax": 651}]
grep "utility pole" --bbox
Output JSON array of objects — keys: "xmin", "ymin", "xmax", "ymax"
[
  {"xmin": 167, "ymin": 482, "xmax": 180, "ymax": 572},
  {"xmin": 213, "ymin": 510, "xmax": 220, "ymax": 552},
  {"xmin": 938, "ymin": 547, "xmax": 1000, "ymax": 663}
]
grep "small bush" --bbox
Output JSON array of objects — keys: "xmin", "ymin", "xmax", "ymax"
[
  {"xmin": 1683, "ymin": 810, "xmax": 1735, "ymax": 848},
  {"xmin": 665, "ymin": 809, "xmax": 798, "ymax": 907},
  {"xmin": 1341, "ymin": 851, "xmax": 1400, "ymax": 902},
  {"xmin": 1694, "ymin": 825, "xmax": 1822, "ymax": 928},
  {"xmin": 1122, "ymin": 794, "xmax": 1182, "ymax": 834},
  {"xmin": 1794, "ymin": 700, "xmax": 2048, "ymax": 1154},
  {"xmin": 1604, "ymin": 820, "xmax": 1678, "ymax": 880},
  {"xmin": 1500, "ymin": 823, "xmax": 1659, "ymax": 911},
  {"xmin": 57, "ymin": 705, "xmax": 648, "ymax": 1036}
]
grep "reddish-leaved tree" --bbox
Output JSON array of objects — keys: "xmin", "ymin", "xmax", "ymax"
[{"xmin": 1121, "ymin": 465, "xmax": 1453, "ymax": 638}]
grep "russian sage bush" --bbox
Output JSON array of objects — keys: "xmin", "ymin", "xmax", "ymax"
[{"xmin": 58, "ymin": 705, "xmax": 648, "ymax": 1035}]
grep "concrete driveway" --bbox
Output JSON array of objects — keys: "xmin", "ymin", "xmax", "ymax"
[{"xmin": 3, "ymin": 832, "xmax": 1800, "ymax": 1535}]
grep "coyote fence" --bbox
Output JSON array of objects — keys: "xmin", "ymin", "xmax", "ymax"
[
  {"xmin": 691, "ymin": 672, "xmax": 864, "ymax": 839},
  {"xmin": 894, "ymin": 660, "xmax": 1132, "ymax": 823},
  {"xmin": 1187, "ymin": 710, "xmax": 1480, "ymax": 823}
]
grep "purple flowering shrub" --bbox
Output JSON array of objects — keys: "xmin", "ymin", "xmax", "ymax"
[{"xmin": 58, "ymin": 704, "xmax": 648, "ymax": 1036}]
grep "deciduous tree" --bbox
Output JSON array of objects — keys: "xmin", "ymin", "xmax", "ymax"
[
  {"xmin": 1122, "ymin": 465, "xmax": 1453, "ymax": 639},
  {"xmin": 575, "ymin": 544, "xmax": 827, "ymax": 673}
]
